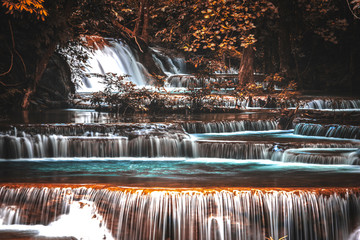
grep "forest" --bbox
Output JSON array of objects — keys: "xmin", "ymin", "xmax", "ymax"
[
  {"xmin": 0, "ymin": 0, "xmax": 360, "ymax": 113},
  {"xmin": 1, "ymin": 2, "xmax": 360, "ymax": 239}
]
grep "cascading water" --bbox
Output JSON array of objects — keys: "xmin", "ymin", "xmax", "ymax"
[
  {"xmin": 78, "ymin": 41, "xmax": 148, "ymax": 92},
  {"xmin": 182, "ymin": 120, "xmax": 278, "ymax": 134},
  {"xmin": 151, "ymin": 48, "xmax": 187, "ymax": 76},
  {"xmin": 294, "ymin": 123, "xmax": 360, "ymax": 139},
  {"xmin": 271, "ymin": 148, "xmax": 360, "ymax": 165},
  {"xmin": 1, "ymin": 115, "xmax": 360, "ymax": 240},
  {"xmin": 196, "ymin": 141, "xmax": 272, "ymax": 159},
  {"xmin": 2, "ymin": 122, "xmax": 360, "ymax": 161},
  {"xmin": 0, "ymin": 187, "xmax": 359, "ymax": 240},
  {"xmin": 151, "ymin": 47, "xmax": 191, "ymax": 88},
  {"xmin": 2, "ymin": 43, "xmax": 360, "ymax": 240},
  {"xmin": 0, "ymin": 125, "xmax": 194, "ymax": 158},
  {"xmin": 301, "ymin": 99, "xmax": 360, "ymax": 110}
]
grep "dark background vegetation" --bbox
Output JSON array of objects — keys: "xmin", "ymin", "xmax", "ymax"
[{"xmin": 0, "ymin": 0, "xmax": 360, "ymax": 113}]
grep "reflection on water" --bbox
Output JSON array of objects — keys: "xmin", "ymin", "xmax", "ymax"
[{"xmin": 0, "ymin": 159, "xmax": 359, "ymax": 188}]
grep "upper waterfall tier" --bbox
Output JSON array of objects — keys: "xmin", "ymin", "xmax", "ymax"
[
  {"xmin": 78, "ymin": 41, "xmax": 148, "ymax": 92},
  {"xmin": 151, "ymin": 47, "xmax": 187, "ymax": 76}
]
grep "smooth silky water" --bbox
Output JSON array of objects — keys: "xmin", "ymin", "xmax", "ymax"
[
  {"xmin": 1, "ymin": 109, "xmax": 360, "ymax": 240},
  {"xmin": 1, "ymin": 43, "xmax": 360, "ymax": 239}
]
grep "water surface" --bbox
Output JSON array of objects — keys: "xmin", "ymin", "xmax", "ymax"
[{"xmin": 1, "ymin": 158, "xmax": 359, "ymax": 188}]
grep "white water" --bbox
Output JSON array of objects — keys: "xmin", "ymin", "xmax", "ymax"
[
  {"xmin": 301, "ymin": 99, "xmax": 360, "ymax": 110},
  {"xmin": 78, "ymin": 41, "xmax": 147, "ymax": 92},
  {"xmin": 271, "ymin": 148, "xmax": 360, "ymax": 165},
  {"xmin": 294, "ymin": 123, "xmax": 360, "ymax": 139},
  {"xmin": 0, "ymin": 134, "xmax": 194, "ymax": 158},
  {"xmin": 151, "ymin": 48, "xmax": 187, "ymax": 76},
  {"xmin": 0, "ymin": 187, "xmax": 359, "ymax": 240},
  {"xmin": 0, "ymin": 199, "xmax": 114, "ymax": 240},
  {"xmin": 349, "ymin": 227, "xmax": 360, "ymax": 240},
  {"xmin": 182, "ymin": 120, "xmax": 278, "ymax": 133},
  {"xmin": 2, "ymin": 124, "xmax": 360, "ymax": 160}
]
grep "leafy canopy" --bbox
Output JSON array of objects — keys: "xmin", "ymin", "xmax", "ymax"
[{"xmin": 2, "ymin": 0, "xmax": 48, "ymax": 20}]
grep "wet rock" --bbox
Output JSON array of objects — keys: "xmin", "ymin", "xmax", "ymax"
[
  {"xmin": 34, "ymin": 53, "xmax": 74, "ymax": 109},
  {"xmin": 278, "ymin": 108, "xmax": 298, "ymax": 130},
  {"xmin": 264, "ymin": 96, "xmax": 277, "ymax": 108}
]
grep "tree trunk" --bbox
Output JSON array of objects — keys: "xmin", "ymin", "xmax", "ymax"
[
  {"xmin": 134, "ymin": 0, "xmax": 145, "ymax": 37},
  {"xmin": 277, "ymin": 0, "xmax": 294, "ymax": 76},
  {"xmin": 350, "ymin": 46, "xmax": 360, "ymax": 95},
  {"xmin": 278, "ymin": 28, "xmax": 292, "ymax": 75},
  {"xmin": 21, "ymin": 42, "xmax": 58, "ymax": 109},
  {"xmin": 141, "ymin": 0, "xmax": 150, "ymax": 44},
  {"xmin": 21, "ymin": 0, "xmax": 74, "ymax": 109},
  {"xmin": 264, "ymin": 40, "xmax": 275, "ymax": 74},
  {"xmin": 238, "ymin": 46, "xmax": 254, "ymax": 85}
]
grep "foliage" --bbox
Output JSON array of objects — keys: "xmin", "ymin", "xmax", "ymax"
[
  {"xmin": 153, "ymin": 0, "xmax": 269, "ymax": 78},
  {"xmin": 1, "ymin": 0, "xmax": 360, "ymax": 112},
  {"xmin": 2, "ymin": 0, "xmax": 48, "ymax": 20},
  {"xmin": 183, "ymin": 0, "xmax": 267, "ymax": 52},
  {"xmin": 0, "ymin": 88, "xmax": 23, "ymax": 112},
  {"xmin": 90, "ymin": 73, "xmax": 170, "ymax": 114},
  {"xmin": 92, "ymin": 73, "xmax": 136, "ymax": 114},
  {"xmin": 186, "ymin": 85, "xmax": 212, "ymax": 112},
  {"xmin": 155, "ymin": 0, "xmax": 267, "ymax": 51},
  {"xmin": 297, "ymin": 0, "xmax": 349, "ymax": 44},
  {"xmin": 146, "ymin": 91, "xmax": 168, "ymax": 113},
  {"xmin": 56, "ymin": 41, "xmax": 89, "ymax": 89}
]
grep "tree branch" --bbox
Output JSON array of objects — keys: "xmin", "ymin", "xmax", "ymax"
[
  {"xmin": 346, "ymin": 0, "xmax": 360, "ymax": 19},
  {"xmin": 0, "ymin": 49, "xmax": 13, "ymax": 76},
  {"xmin": 111, "ymin": 19, "xmax": 145, "ymax": 52},
  {"xmin": 8, "ymin": 20, "xmax": 27, "ymax": 74}
]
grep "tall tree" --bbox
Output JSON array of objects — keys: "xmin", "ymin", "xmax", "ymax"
[{"xmin": 154, "ymin": 0, "xmax": 268, "ymax": 85}]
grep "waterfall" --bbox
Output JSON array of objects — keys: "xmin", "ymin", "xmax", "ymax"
[
  {"xmin": 294, "ymin": 123, "xmax": 360, "ymax": 139},
  {"xmin": 2, "ymin": 123, "xmax": 360, "ymax": 160},
  {"xmin": 151, "ymin": 47, "xmax": 190, "ymax": 88},
  {"xmin": 196, "ymin": 141, "xmax": 272, "ymax": 159},
  {"xmin": 151, "ymin": 48, "xmax": 187, "ymax": 76},
  {"xmin": 0, "ymin": 123, "xmax": 196, "ymax": 158},
  {"xmin": 182, "ymin": 120, "xmax": 278, "ymax": 133},
  {"xmin": 301, "ymin": 99, "xmax": 360, "ymax": 109},
  {"xmin": 78, "ymin": 41, "xmax": 147, "ymax": 92},
  {"xmin": 0, "ymin": 134, "xmax": 196, "ymax": 158},
  {"xmin": 271, "ymin": 148, "xmax": 360, "ymax": 165},
  {"xmin": 2, "ymin": 123, "xmax": 183, "ymax": 137},
  {"xmin": 2, "ymin": 134, "xmax": 360, "ymax": 160},
  {"xmin": 0, "ymin": 187, "xmax": 359, "ymax": 240}
]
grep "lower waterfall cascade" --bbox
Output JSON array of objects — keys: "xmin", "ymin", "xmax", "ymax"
[
  {"xmin": 0, "ymin": 187, "xmax": 359, "ymax": 240},
  {"xmin": 1, "ymin": 110, "xmax": 360, "ymax": 239}
]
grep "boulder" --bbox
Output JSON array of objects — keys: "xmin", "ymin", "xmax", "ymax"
[{"xmin": 38, "ymin": 53, "xmax": 74, "ymax": 102}]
